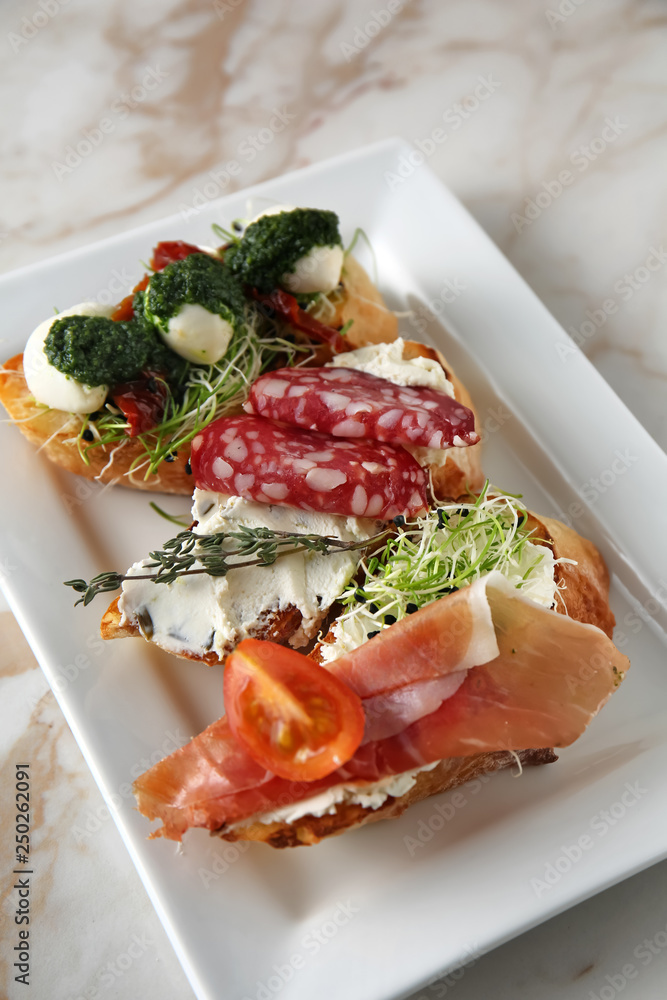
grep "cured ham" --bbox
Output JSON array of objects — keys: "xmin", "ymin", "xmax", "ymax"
[
  {"xmin": 190, "ymin": 415, "xmax": 428, "ymax": 520},
  {"xmin": 133, "ymin": 573, "xmax": 628, "ymax": 840},
  {"xmin": 244, "ymin": 366, "xmax": 479, "ymax": 450}
]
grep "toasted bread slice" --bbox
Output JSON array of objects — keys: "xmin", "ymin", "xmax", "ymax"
[
  {"xmin": 530, "ymin": 512, "xmax": 614, "ymax": 638},
  {"xmin": 0, "ymin": 354, "xmax": 194, "ymax": 494},
  {"xmin": 400, "ymin": 340, "xmax": 484, "ymax": 497},
  {"xmin": 218, "ymin": 748, "xmax": 558, "ymax": 847},
  {"xmin": 316, "ymin": 254, "xmax": 399, "ymax": 347},
  {"xmin": 100, "ymin": 597, "xmax": 304, "ymax": 664}
]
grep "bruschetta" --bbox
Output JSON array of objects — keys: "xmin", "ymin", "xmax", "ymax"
[{"xmin": 0, "ymin": 208, "xmax": 413, "ymax": 492}]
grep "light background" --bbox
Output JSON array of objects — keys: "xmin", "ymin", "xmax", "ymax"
[{"xmin": 1, "ymin": 1, "xmax": 666, "ymax": 998}]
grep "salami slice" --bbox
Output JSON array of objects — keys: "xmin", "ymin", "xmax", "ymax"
[
  {"xmin": 191, "ymin": 415, "xmax": 428, "ymax": 520},
  {"xmin": 243, "ymin": 366, "xmax": 479, "ymax": 450}
]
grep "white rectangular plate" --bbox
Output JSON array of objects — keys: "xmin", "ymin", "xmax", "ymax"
[{"xmin": 2, "ymin": 138, "xmax": 667, "ymax": 1000}]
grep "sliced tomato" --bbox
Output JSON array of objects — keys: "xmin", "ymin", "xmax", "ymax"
[
  {"xmin": 110, "ymin": 371, "xmax": 168, "ymax": 436},
  {"xmin": 150, "ymin": 240, "xmax": 202, "ymax": 271},
  {"xmin": 111, "ymin": 273, "xmax": 150, "ymax": 321},
  {"xmin": 223, "ymin": 639, "xmax": 365, "ymax": 781},
  {"xmin": 249, "ymin": 287, "xmax": 349, "ymax": 353}
]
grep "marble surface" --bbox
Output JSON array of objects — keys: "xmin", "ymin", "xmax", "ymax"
[{"xmin": 1, "ymin": 0, "xmax": 666, "ymax": 997}]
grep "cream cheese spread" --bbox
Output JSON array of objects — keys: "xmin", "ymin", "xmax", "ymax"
[
  {"xmin": 329, "ymin": 337, "xmax": 455, "ymax": 397},
  {"xmin": 228, "ymin": 761, "xmax": 441, "ymax": 829},
  {"xmin": 118, "ymin": 491, "xmax": 378, "ymax": 659}
]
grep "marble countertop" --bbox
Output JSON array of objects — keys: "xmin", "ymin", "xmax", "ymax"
[{"xmin": 1, "ymin": 1, "xmax": 666, "ymax": 997}]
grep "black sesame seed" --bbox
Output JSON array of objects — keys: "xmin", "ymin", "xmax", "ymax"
[
  {"xmin": 232, "ymin": 220, "xmax": 244, "ymax": 232},
  {"xmin": 82, "ymin": 429, "xmax": 94, "ymax": 442},
  {"xmin": 164, "ymin": 453, "xmax": 176, "ymax": 463},
  {"xmin": 146, "ymin": 377, "xmax": 158, "ymax": 393},
  {"xmin": 383, "ymin": 614, "xmax": 396, "ymax": 625},
  {"xmin": 406, "ymin": 603, "xmax": 418, "ymax": 614},
  {"xmin": 367, "ymin": 630, "xmax": 380, "ymax": 640},
  {"xmin": 369, "ymin": 603, "xmax": 379, "ymax": 615},
  {"xmin": 437, "ymin": 510, "xmax": 447, "ymax": 527},
  {"xmin": 393, "ymin": 514, "xmax": 406, "ymax": 527},
  {"xmin": 185, "ymin": 459, "xmax": 192, "ymax": 475}
]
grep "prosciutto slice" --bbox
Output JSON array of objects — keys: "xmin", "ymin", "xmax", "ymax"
[
  {"xmin": 244, "ymin": 366, "xmax": 479, "ymax": 450},
  {"xmin": 133, "ymin": 573, "xmax": 629, "ymax": 840}
]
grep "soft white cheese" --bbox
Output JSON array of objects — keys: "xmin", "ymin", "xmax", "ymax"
[
  {"xmin": 162, "ymin": 303, "xmax": 234, "ymax": 365},
  {"xmin": 248, "ymin": 206, "xmax": 344, "ymax": 294},
  {"xmin": 319, "ymin": 540, "xmax": 557, "ymax": 665},
  {"xmin": 23, "ymin": 302, "xmax": 114, "ymax": 413},
  {"xmin": 228, "ymin": 761, "xmax": 440, "ymax": 829},
  {"xmin": 118, "ymin": 491, "xmax": 378, "ymax": 659},
  {"xmin": 282, "ymin": 244, "xmax": 344, "ymax": 295},
  {"xmin": 329, "ymin": 337, "xmax": 455, "ymax": 397},
  {"xmin": 249, "ymin": 204, "xmax": 296, "ymax": 224}
]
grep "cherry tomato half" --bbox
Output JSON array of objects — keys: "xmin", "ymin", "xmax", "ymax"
[{"xmin": 223, "ymin": 639, "xmax": 365, "ymax": 781}]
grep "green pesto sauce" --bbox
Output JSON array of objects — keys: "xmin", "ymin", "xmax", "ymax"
[
  {"xmin": 225, "ymin": 208, "xmax": 342, "ymax": 293},
  {"xmin": 145, "ymin": 252, "xmax": 246, "ymax": 334},
  {"xmin": 44, "ymin": 298, "xmax": 187, "ymax": 387}
]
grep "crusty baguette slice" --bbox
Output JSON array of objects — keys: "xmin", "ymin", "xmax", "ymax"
[
  {"xmin": 530, "ymin": 511, "xmax": 615, "ymax": 638},
  {"xmin": 400, "ymin": 339, "xmax": 484, "ymax": 497},
  {"xmin": 0, "ymin": 354, "xmax": 194, "ymax": 494},
  {"xmin": 218, "ymin": 748, "xmax": 558, "ymax": 848},
  {"xmin": 100, "ymin": 598, "xmax": 304, "ymax": 664},
  {"xmin": 314, "ymin": 254, "xmax": 399, "ymax": 347},
  {"xmin": 218, "ymin": 513, "xmax": 614, "ymax": 847}
]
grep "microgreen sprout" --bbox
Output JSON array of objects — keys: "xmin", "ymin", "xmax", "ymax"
[
  {"xmin": 323, "ymin": 485, "xmax": 557, "ymax": 658},
  {"xmin": 72, "ymin": 308, "xmax": 317, "ymax": 479}
]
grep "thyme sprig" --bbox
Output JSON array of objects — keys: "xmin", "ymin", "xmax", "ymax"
[{"xmin": 64, "ymin": 524, "xmax": 395, "ymax": 607}]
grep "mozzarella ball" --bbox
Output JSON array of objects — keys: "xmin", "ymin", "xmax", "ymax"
[
  {"xmin": 282, "ymin": 243, "xmax": 344, "ymax": 295},
  {"xmin": 23, "ymin": 302, "xmax": 114, "ymax": 413},
  {"xmin": 163, "ymin": 303, "xmax": 234, "ymax": 365}
]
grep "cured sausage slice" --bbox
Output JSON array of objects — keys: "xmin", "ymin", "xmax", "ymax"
[
  {"xmin": 191, "ymin": 415, "xmax": 428, "ymax": 520},
  {"xmin": 244, "ymin": 366, "xmax": 479, "ymax": 449}
]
